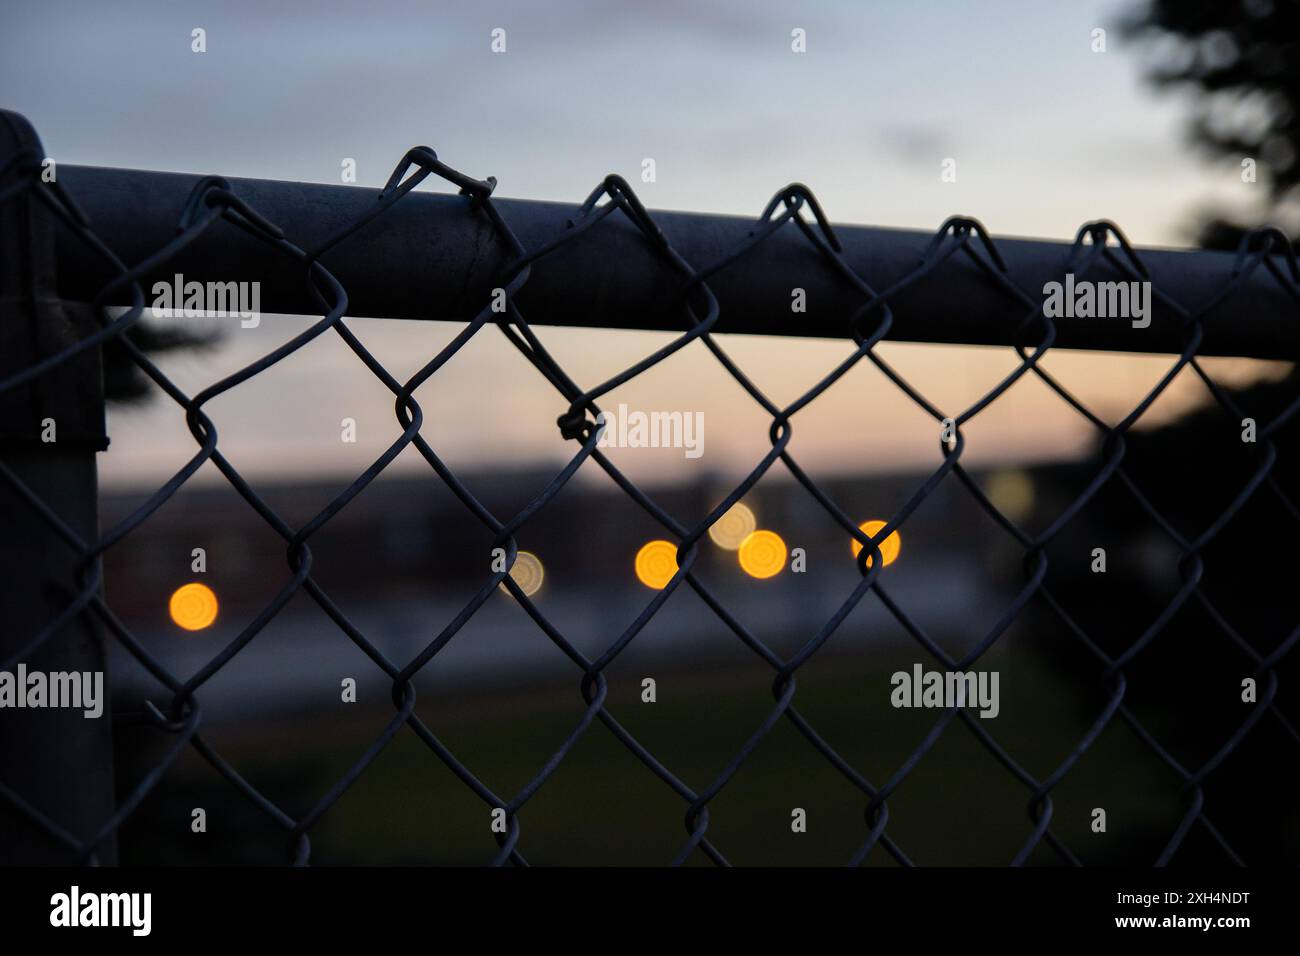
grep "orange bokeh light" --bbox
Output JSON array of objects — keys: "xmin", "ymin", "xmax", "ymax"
[
  {"xmin": 738, "ymin": 530, "xmax": 786, "ymax": 579},
  {"xmin": 169, "ymin": 582, "xmax": 219, "ymax": 631},
  {"xmin": 851, "ymin": 520, "xmax": 901, "ymax": 568},
  {"xmin": 635, "ymin": 540, "xmax": 680, "ymax": 589}
]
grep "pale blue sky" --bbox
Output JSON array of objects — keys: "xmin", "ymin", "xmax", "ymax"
[{"xmin": 2, "ymin": 0, "xmax": 1240, "ymax": 240}]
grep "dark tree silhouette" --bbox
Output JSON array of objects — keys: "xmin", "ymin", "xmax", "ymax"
[
  {"xmin": 1124, "ymin": 0, "xmax": 1300, "ymax": 249},
  {"xmin": 104, "ymin": 321, "xmax": 219, "ymax": 404},
  {"xmin": 1010, "ymin": 4, "xmax": 1300, "ymax": 862}
]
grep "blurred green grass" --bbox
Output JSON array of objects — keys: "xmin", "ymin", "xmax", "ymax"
[{"xmin": 113, "ymin": 637, "xmax": 1247, "ymax": 865}]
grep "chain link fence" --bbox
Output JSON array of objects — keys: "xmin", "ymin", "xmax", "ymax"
[{"xmin": 2, "ymin": 108, "xmax": 1298, "ymax": 866}]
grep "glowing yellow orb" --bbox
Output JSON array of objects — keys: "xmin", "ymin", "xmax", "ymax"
[
  {"xmin": 635, "ymin": 540, "xmax": 680, "ymax": 589},
  {"xmin": 852, "ymin": 520, "xmax": 901, "ymax": 568},
  {"xmin": 707, "ymin": 502, "xmax": 757, "ymax": 550},
  {"xmin": 169, "ymin": 582, "xmax": 218, "ymax": 631},
  {"xmin": 738, "ymin": 530, "xmax": 786, "ymax": 579},
  {"xmin": 499, "ymin": 550, "xmax": 544, "ymax": 597}
]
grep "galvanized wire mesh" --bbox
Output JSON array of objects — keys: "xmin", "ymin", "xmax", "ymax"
[{"xmin": 2, "ymin": 141, "xmax": 1299, "ymax": 866}]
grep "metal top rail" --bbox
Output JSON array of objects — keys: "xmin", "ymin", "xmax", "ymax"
[{"xmin": 48, "ymin": 161, "xmax": 1300, "ymax": 361}]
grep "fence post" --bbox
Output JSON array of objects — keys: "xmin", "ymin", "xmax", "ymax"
[{"xmin": 0, "ymin": 110, "xmax": 116, "ymax": 863}]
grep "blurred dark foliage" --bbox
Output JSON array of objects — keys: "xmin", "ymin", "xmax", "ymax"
[
  {"xmin": 1103, "ymin": 11, "xmax": 1300, "ymax": 861},
  {"xmin": 1038, "ymin": 369, "xmax": 1300, "ymax": 862},
  {"xmin": 1124, "ymin": 0, "xmax": 1300, "ymax": 250},
  {"xmin": 103, "ymin": 320, "xmax": 219, "ymax": 404}
]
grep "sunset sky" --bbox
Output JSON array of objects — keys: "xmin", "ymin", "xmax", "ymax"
[{"xmin": 2, "ymin": 0, "xmax": 1283, "ymax": 487}]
